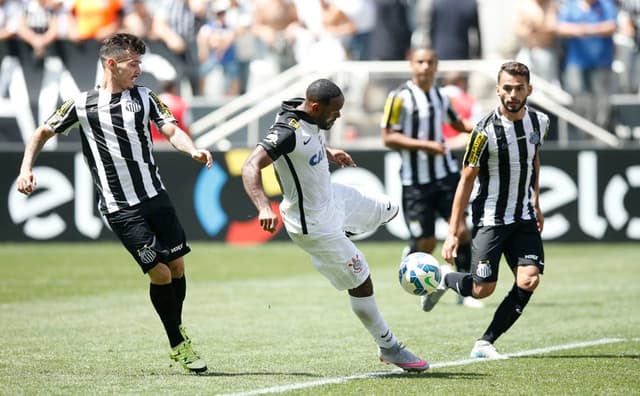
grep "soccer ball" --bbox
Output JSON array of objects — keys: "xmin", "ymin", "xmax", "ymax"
[{"xmin": 398, "ymin": 252, "xmax": 442, "ymax": 296}]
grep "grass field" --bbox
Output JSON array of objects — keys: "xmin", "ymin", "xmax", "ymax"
[{"xmin": 1, "ymin": 241, "xmax": 638, "ymax": 395}]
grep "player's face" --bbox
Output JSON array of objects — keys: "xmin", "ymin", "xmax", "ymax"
[
  {"xmin": 112, "ymin": 52, "xmax": 142, "ymax": 90},
  {"xmin": 316, "ymin": 95, "xmax": 344, "ymax": 130},
  {"xmin": 410, "ymin": 49, "xmax": 438, "ymax": 87},
  {"xmin": 497, "ymin": 72, "xmax": 532, "ymax": 114}
]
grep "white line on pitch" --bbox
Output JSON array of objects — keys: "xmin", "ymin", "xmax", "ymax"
[{"xmin": 217, "ymin": 338, "xmax": 635, "ymax": 396}]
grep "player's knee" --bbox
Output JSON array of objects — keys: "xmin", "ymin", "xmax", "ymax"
[
  {"xmin": 517, "ymin": 273, "xmax": 540, "ymax": 291},
  {"xmin": 147, "ymin": 262, "xmax": 172, "ymax": 284},
  {"xmin": 472, "ymin": 281, "xmax": 496, "ymax": 299},
  {"xmin": 169, "ymin": 257, "xmax": 185, "ymax": 277}
]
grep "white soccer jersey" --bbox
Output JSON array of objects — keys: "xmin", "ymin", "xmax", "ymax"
[
  {"xmin": 380, "ymin": 80, "xmax": 461, "ymax": 186},
  {"xmin": 258, "ymin": 98, "xmax": 334, "ymax": 234},
  {"xmin": 45, "ymin": 85, "xmax": 176, "ymax": 214},
  {"xmin": 463, "ymin": 106, "xmax": 550, "ymax": 226}
]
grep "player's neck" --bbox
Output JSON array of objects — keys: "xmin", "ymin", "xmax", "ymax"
[
  {"xmin": 100, "ymin": 76, "xmax": 126, "ymax": 94},
  {"xmin": 499, "ymin": 105, "xmax": 526, "ymax": 122}
]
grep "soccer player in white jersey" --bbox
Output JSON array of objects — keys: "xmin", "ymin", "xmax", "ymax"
[
  {"xmin": 16, "ymin": 33, "xmax": 212, "ymax": 373},
  {"xmin": 241, "ymin": 78, "xmax": 428, "ymax": 372},
  {"xmin": 434, "ymin": 61, "xmax": 549, "ymax": 359}
]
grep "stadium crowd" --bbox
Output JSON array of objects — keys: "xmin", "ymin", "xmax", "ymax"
[{"xmin": 0, "ymin": 0, "xmax": 639, "ymax": 131}]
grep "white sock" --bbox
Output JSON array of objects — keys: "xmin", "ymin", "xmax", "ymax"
[{"xmin": 349, "ymin": 295, "xmax": 397, "ymax": 348}]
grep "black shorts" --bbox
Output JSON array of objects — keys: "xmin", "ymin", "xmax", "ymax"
[
  {"xmin": 471, "ymin": 221, "xmax": 544, "ymax": 283},
  {"xmin": 402, "ymin": 174, "xmax": 459, "ymax": 239},
  {"xmin": 106, "ymin": 191, "xmax": 191, "ymax": 273}
]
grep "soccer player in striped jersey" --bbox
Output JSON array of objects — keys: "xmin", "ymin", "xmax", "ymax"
[
  {"xmin": 436, "ymin": 61, "xmax": 549, "ymax": 359},
  {"xmin": 16, "ymin": 33, "xmax": 213, "ymax": 373},
  {"xmin": 242, "ymin": 78, "xmax": 428, "ymax": 372},
  {"xmin": 380, "ymin": 47, "xmax": 482, "ymax": 308}
]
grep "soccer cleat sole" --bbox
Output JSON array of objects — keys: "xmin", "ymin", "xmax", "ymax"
[{"xmin": 379, "ymin": 357, "xmax": 430, "ymax": 372}]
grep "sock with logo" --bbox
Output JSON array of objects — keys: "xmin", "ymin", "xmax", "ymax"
[
  {"xmin": 445, "ymin": 271, "xmax": 473, "ymax": 297},
  {"xmin": 172, "ymin": 276, "xmax": 186, "ymax": 325},
  {"xmin": 480, "ymin": 284, "xmax": 533, "ymax": 343},
  {"xmin": 149, "ymin": 283, "xmax": 183, "ymax": 347},
  {"xmin": 349, "ymin": 295, "xmax": 398, "ymax": 348}
]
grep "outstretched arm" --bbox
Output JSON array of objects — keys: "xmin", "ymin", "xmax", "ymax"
[
  {"xmin": 160, "ymin": 123, "xmax": 212, "ymax": 168},
  {"xmin": 16, "ymin": 125, "xmax": 56, "ymax": 195},
  {"xmin": 441, "ymin": 165, "xmax": 479, "ymax": 263},
  {"xmin": 242, "ymin": 145, "xmax": 279, "ymax": 233}
]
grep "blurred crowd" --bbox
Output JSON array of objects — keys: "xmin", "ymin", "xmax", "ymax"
[{"xmin": 1, "ymin": 0, "xmax": 639, "ymax": 130}]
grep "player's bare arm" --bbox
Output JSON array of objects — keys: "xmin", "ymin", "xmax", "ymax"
[
  {"xmin": 382, "ymin": 127, "xmax": 446, "ymax": 155},
  {"xmin": 16, "ymin": 125, "xmax": 56, "ymax": 195},
  {"xmin": 326, "ymin": 147, "xmax": 356, "ymax": 167},
  {"xmin": 442, "ymin": 165, "xmax": 479, "ymax": 263},
  {"xmin": 241, "ymin": 145, "xmax": 278, "ymax": 233},
  {"xmin": 160, "ymin": 123, "xmax": 212, "ymax": 168},
  {"xmin": 533, "ymin": 151, "xmax": 544, "ymax": 233}
]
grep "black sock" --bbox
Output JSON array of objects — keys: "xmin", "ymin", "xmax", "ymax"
[
  {"xmin": 455, "ymin": 242, "xmax": 471, "ymax": 273},
  {"xmin": 172, "ymin": 276, "xmax": 186, "ymax": 325},
  {"xmin": 480, "ymin": 284, "xmax": 533, "ymax": 343},
  {"xmin": 408, "ymin": 240, "xmax": 418, "ymax": 254},
  {"xmin": 149, "ymin": 283, "xmax": 183, "ymax": 348},
  {"xmin": 444, "ymin": 272, "xmax": 473, "ymax": 297}
]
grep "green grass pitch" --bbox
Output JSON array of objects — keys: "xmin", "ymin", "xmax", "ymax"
[{"xmin": 1, "ymin": 241, "xmax": 638, "ymax": 395}]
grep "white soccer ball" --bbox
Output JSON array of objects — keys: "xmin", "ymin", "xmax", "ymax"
[{"xmin": 398, "ymin": 252, "xmax": 442, "ymax": 296}]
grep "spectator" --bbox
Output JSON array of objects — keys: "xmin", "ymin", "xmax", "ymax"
[
  {"xmin": 440, "ymin": 71, "xmax": 483, "ymax": 150},
  {"xmin": 252, "ymin": 0, "xmax": 298, "ymax": 72},
  {"xmin": 153, "ymin": 0, "xmax": 207, "ymax": 95},
  {"xmin": 369, "ymin": 0, "xmax": 412, "ymax": 61},
  {"xmin": 196, "ymin": 0, "xmax": 240, "ymax": 96},
  {"xmin": 122, "ymin": 0, "xmax": 154, "ymax": 38},
  {"xmin": 514, "ymin": 0, "xmax": 560, "ymax": 86},
  {"xmin": 16, "ymin": 0, "xmax": 61, "ymax": 59},
  {"xmin": 289, "ymin": 0, "xmax": 346, "ymax": 64},
  {"xmin": 557, "ymin": 0, "xmax": 618, "ymax": 128},
  {"xmin": 68, "ymin": 0, "xmax": 124, "ymax": 41},
  {"xmin": 150, "ymin": 80, "xmax": 192, "ymax": 144},
  {"xmin": 618, "ymin": 0, "xmax": 640, "ymax": 93},
  {"xmin": 428, "ymin": 0, "xmax": 481, "ymax": 60},
  {"xmin": 320, "ymin": 0, "xmax": 376, "ymax": 60}
]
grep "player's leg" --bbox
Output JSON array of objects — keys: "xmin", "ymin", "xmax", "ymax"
[
  {"xmin": 400, "ymin": 183, "xmax": 438, "ymax": 257},
  {"xmin": 471, "ymin": 222, "xmax": 543, "ymax": 358},
  {"xmin": 291, "ymin": 228, "xmax": 427, "ymax": 372}
]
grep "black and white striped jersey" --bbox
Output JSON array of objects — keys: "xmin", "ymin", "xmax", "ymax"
[
  {"xmin": 381, "ymin": 80, "xmax": 461, "ymax": 186},
  {"xmin": 463, "ymin": 106, "xmax": 549, "ymax": 226},
  {"xmin": 44, "ymin": 85, "xmax": 177, "ymax": 214}
]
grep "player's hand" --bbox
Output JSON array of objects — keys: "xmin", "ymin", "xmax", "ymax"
[
  {"xmin": 16, "ymin": 171, "xmax": 37, "ymax": 195},
  {"xmin": 327, "ymin": 148, "xmax": 356, "ymax": 168},
  {"xmin": 258, "ymin": 206, "xmax": 278, "ymax": 233},
  {"xmin": 191, "ymin": 149, "xmax": 213, "ymax": 169},
  {"xmin": 441, "ymin": 234, "xmax": 459, "ymax": 264}
]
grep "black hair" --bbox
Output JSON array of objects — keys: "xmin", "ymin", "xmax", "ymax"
[
  {"xmin": 99, "ymin": 33, "xmax": 146, "ymax": 66},
  {"xmin": 306, "ymin": 78, "xmax": 343, "ymax": 104},
  {"xmin": 498, "ymin": 61, "xmax": 530, "ymax": 84}
]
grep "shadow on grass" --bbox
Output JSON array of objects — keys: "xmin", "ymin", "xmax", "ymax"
[{"xmin": 379, "ymin": 371, "xmax": 485, "ymax": 380}]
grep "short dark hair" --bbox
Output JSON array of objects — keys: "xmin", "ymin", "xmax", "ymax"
[
  {"xmin": 306, "ymin": 78, "xmax": 343, "ymax": 104},
  {"xmin": 498, "ymin": 61, "xmax": 530, "ymax": 84},
  {"xmin": 99, "ymin": 33, "xmax": 146, "ymax": 65}
]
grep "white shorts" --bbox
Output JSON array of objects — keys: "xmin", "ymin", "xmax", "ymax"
[{"xmin": 287, "ymin": 183, "xmax": 399, "ymax": 290}]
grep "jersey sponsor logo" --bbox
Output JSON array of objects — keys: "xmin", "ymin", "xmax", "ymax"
[
  {"xmin": 137, "ymin": 245, "xmax": 157, "ymax": 264},
  {"xmin": 125, "ymin": 99, "xmax": 142, "ymax": 113},
  {"xmin": 383, "ymin": 95, "xmax": 403, "ymax": 126},
  {"xmin": 309, "ymin": 148, "xmax": 325, "ymax": 166},
  {"xmin": 288, "ymin": 118, "xmax": 300, "ymax": 130},
  {"xmin": 466, "ymin": 130, "xmax": 488, "ymax": 165},
  {"xmin": 476, "ymin": 260, "xmax": 492, "ymax": 278}
]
